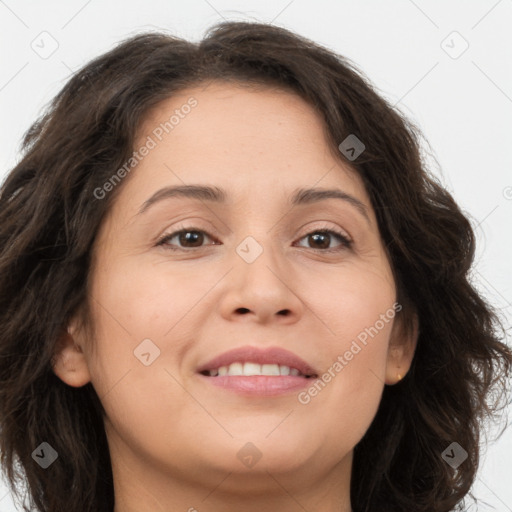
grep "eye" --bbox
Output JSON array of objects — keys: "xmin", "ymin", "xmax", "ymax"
[
  {"xmin": 156, "ymin": 227, "xmax": 219, "ymax": 250},
  {"xmin": 156, "ymin": 226, "xmax": 352, "ymax": 252},
  {"xmin": 294, "ymin": 229, "xmax": 352, "ymax": 252}
]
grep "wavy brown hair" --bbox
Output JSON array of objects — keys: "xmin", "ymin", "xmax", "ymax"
[{"xmin": 0, "ymin": 21, "xmax": 511, "ymax": 512}]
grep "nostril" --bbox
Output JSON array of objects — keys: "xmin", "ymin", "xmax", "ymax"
[{"xmin": 236, "ymin": 308, "xmax": 250, "ymax": 314}]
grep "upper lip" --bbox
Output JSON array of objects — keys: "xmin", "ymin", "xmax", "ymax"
[{"xmin": 196, "ymin": 346, "xmax": 318, "ymax": 377}]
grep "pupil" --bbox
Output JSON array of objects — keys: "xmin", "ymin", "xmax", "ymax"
[
  {"xmin": 310, "ymin": 233, "xmax": 329, "ymax": 249},
  {"xmin": 180, "ymin": 231, "xmax": 203, "ymax": 247}
]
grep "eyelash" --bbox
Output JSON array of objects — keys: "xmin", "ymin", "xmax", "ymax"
[{"xmin": 156, "ymin": 225, "xmax": 353, "ymax": 253}]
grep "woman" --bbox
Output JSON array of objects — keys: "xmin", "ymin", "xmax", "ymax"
[{"xmin": 0, "ymin": 21, "xmax": 510, "ymax": 512}]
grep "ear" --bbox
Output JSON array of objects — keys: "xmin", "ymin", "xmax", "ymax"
[
  {"xmin": 51, "ymin": 320, "xmax": 91, "ymax": 388},
  {"xmin": 385, "ymin": 309, "xmax": 419, "ymax": 385}
]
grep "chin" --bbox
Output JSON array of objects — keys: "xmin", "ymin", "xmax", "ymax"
[{"xmin": 226, "ymin": 435, "xmax": 321, "ymax": 473}]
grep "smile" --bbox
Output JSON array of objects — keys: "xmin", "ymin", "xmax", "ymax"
[
  {"xmin": 196, "ymin": 346, "xmax": 318, "ymax": 395},
  {"xmin": 200, "ymin": 361, "xmax": 314, "ymax": 378}
]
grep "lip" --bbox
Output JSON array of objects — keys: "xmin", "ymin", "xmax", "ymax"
[
  {"xmin": 196, "ymin": 346, "xmax": 318, "ymax": 377},
  {"xmin": 196, "ymin": 347, "xmax": 319, "ymax": 397}
]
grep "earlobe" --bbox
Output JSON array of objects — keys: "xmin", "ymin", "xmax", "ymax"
[
  {"xmin": 52, "ymin": 327, "xmax": 92, "ymax": 388},
  {"xmin": 385, "ymin": 311, "xmax": 419, "ymax": 385}
]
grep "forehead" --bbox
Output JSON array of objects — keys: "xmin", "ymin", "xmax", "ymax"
[
  {"xmin": 141, "ymin": 80, "xmax": 322, "ymax": 137},
  {"xmin": 101, "ymin": 80, "xmax": 371, "ymax": 229},
  {"xmin": 134, "ymin": 82, "xmax": 363, "ymax": 184},
  {"xmin": 138, "ymin": 81, "xmax": 332, "ymax": 162}
]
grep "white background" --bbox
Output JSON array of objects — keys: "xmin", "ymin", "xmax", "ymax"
[{"xmin": 1, "ymin": 1, "xmax": 511, "ymax": 510}]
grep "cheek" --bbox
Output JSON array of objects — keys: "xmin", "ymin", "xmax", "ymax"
[
  {"xmin": 83, "ymin": 261, "xmax": 205, "ymax": 460},
  {"xmin": 305, "ymin": 257, "xmax": 396, "ymax": 346},
  {"xmin": 83, "ymin": 257, "xmax": 223, "ymax": 397},
  {"xmin": 296, "ymin": 321, "xmax": 392, "ymax": 462},
  {"xmin": 89, "ymin": 256, "xmax": 215, "ymax": 346},
  {"xmin": 296, "ymin": 261, "xmax": 396, "ymax": 436}
]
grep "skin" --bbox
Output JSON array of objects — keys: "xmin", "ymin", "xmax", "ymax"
[{"xmin": 53, "ymin": 81, "xmax": 418, "ymax": 512}]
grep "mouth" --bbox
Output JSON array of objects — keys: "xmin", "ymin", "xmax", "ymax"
[
  {"xmin": 196, "ymin": 346, "xmax": 318, "ymax": 396},
  {"xmin": 199, "ymin": 362, "xmax": 316, "ymax": 378}
]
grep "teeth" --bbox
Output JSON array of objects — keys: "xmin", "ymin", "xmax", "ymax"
[
  {"xmin": 206, "ymin": 362, "xmax": 306, "ymax": 377},
  {"xmin": 279, "ymin": 365, "xmax": 290, "ymax": 376},
  {"xmin": 226, "ymin": 362, "xmax": 244, "ymax": 375},
  {"xmin": 261, "ymin": 364, "xmax": 281, "ymax": 376},
  {"xmin": 243, "ymin": 362, "xmax": 264, "ymax": 376}
]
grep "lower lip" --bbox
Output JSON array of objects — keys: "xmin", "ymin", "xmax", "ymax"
[{"xmin": 198, "ymin": 374, "xmax": 315, "ymax": 396}]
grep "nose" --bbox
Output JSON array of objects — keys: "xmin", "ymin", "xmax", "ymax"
[{"xmin": 217, "ymin": 239, "xmax": 304, "ymax": 325}]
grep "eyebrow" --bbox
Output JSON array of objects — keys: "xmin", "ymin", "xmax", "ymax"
[{"xmin": 137, "ymin": 184, "xmax": 370, "ymax": 223}]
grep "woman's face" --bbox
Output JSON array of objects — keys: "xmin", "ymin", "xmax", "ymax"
[{"xmin": 55, "ymin": 81, "xmax": 416, "ymax": 507}]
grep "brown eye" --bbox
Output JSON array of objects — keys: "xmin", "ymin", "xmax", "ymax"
[
  {"xmin": 177, "ymin": 231, "xmax": 204, "ymax": 247},
  {"xmin": 157, "ymin": 229, "xmax": 218, "ymax": 250},
  {"xmin": 296, "ymin": 230, "xmax": 351, "ymax": 251},
  {"xmin": 308, "ymin": 232, "xmax": 330, "ymax": 249}
]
